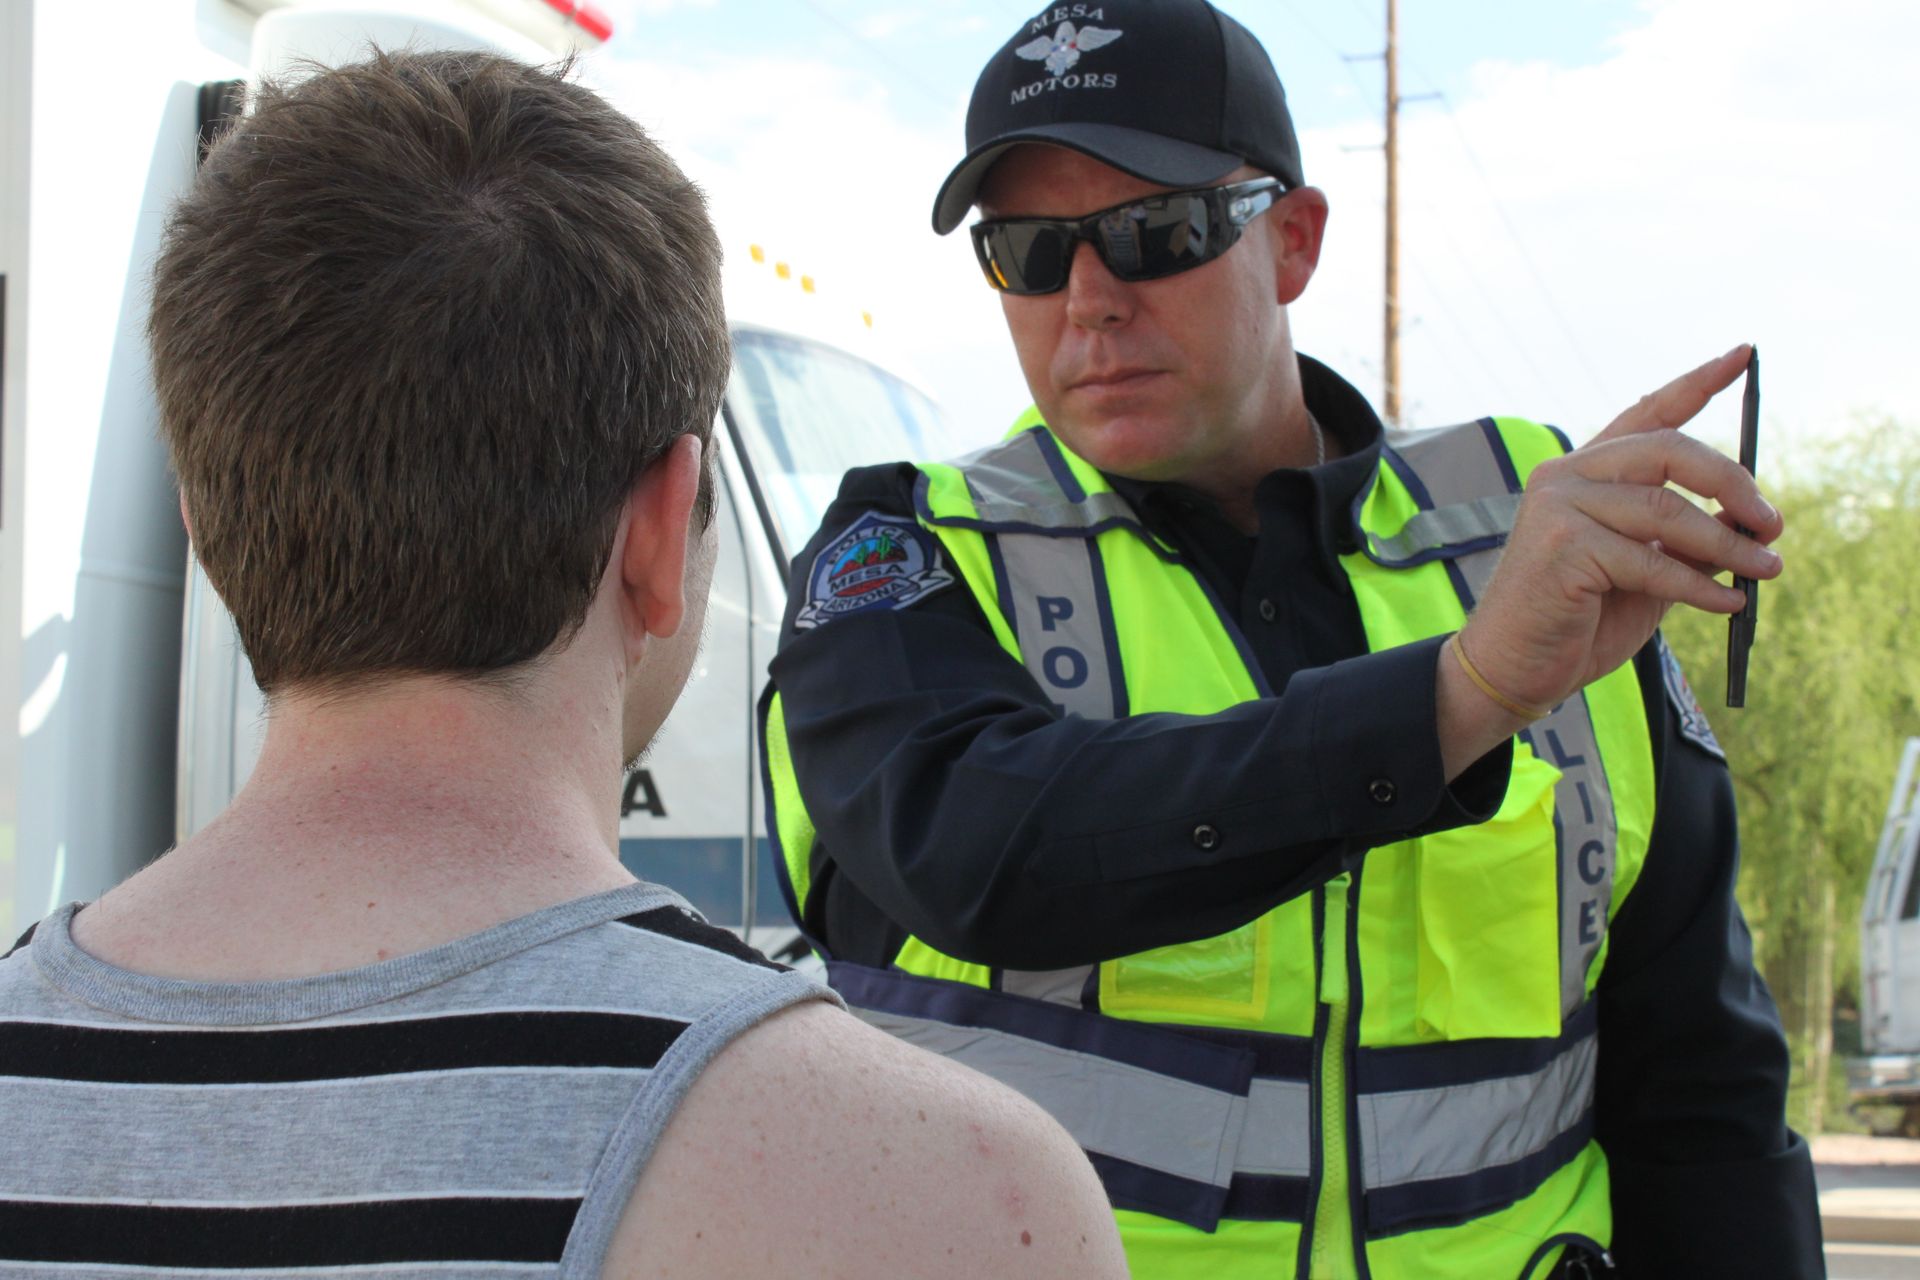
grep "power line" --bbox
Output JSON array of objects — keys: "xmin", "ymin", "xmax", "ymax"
[
  {"xmin": 1403, "ymin": 257, "xmax": 1528, "ymax": 412},
  {"xmin": 1418, "ymin": 81, "xmax": 1618, "ymax": 408},
  {"xmin": 1270, "ymin": 0, "xmax": 1377, "ymax": 99},
  {"xmin": 1412, "ymin": 196, "xmax": 1560, "ymax": 398},
  {"xmin": 793, "ymin": 0, "xmax": 960, "ymax": 115}
]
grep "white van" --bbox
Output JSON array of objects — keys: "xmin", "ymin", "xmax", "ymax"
[
  {"xmin": 1, "ymin": 0, "xmax": 967, "ymax": 951},
  {"xmin": 1853, "ymin": 737, "xmax": 1920, "ymax": 1128}
]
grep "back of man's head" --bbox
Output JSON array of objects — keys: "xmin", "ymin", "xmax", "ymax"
[{"xmin": 150, "ymin": 50, "xmax": 730, "ymax": 696}]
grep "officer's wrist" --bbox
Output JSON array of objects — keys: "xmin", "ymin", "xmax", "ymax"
[{"xmin": 1435, "ymin": 634, "xmax": 1533, "ymax": 780}]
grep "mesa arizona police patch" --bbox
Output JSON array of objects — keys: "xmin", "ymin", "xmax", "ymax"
[
  {"xmin": 1658, "ymin": 634, "xmax": 1725, "ymax": 760},
  {"xmin": 795, "ymin": 510, "xmax": 955, "ymax": 630}
]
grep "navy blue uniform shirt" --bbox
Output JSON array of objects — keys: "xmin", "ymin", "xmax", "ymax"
[{"xmin": 768, "ymin": 356, "xmax": 1822, "ymax": 1278}]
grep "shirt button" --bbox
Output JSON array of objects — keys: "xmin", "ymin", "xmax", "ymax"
[
  {"xmin": 1258, "ymin": 597, "xmax": 1277, "ymax": 623},
  {"xmin": 1192, "ymin": 823, "xmax": 1222, "ymax": 851},
  {"xmin": 1368, "ymin": 778, "xmax": 1396, "ymax": 805}
]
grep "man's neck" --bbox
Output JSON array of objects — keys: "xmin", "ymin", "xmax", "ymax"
[
  {"xmin": 72, "ymin": 675, "xmax": 634, "ymax": 982},
  {"xmin": 1186, "ymin": 397, "xmax": 1331, "ymax": 535}
]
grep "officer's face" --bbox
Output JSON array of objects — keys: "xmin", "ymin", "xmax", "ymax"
[{"xmin": 977, "ymin": 146, "xmax": 1323, "ymax": 494}]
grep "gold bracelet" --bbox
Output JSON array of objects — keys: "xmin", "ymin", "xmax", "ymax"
[{"xmin": 1449, "ymin": 632, "xmax": 1551, "ymax": 722}]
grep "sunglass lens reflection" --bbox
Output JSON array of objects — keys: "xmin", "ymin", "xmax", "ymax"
[{"xmin": 1001, "ymin": 224, "xmax": 1071, "ymax": 295}]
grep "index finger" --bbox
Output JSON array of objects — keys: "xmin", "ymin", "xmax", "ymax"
[{"xmin": 1594, "ymin": 344, "xmax": 1751, "ymax": 444}]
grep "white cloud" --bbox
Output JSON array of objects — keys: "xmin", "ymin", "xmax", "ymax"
[
  {"xmin": 1293, "ymin": 0, "xmax": 1917, "ymax": 453},
  {"xmin": 593, "ymin": 51, "xmax": 1028, "ymax": 450},
  {"xmin": 593, "ymin": 0, "xmax": 1914, "ymax": 466}
]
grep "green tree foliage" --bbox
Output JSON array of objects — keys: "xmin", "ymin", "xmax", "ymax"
[{"xmin": 1660, "ymin": 418, "xmax": 1920, "ymax": 1132}]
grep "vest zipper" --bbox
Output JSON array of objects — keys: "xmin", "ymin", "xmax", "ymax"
[{"xmin": 1308, "ymin": 872, "xmax": 1355, "ymax": 1280}]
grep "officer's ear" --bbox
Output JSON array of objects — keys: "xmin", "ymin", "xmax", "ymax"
[{"xmin": 1270, "ymin": 185, "xmax": 1329, "ymax": 306}]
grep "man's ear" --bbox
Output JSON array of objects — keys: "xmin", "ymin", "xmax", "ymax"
[
  {"xmin": 618, "ymin": 434, "xmax": 704, "ymax": 658},
  {"xmin": 1271, "ymin": 186, "xmax": 1330, "ymax": 306},
  {"xmin": 178, "ymin": 491, "xmax": 195, "ymax": 545}
]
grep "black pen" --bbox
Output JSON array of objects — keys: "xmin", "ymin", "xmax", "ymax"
[{"xmin": 1726, "ymin": 346, "xmax": 1760, "ymax": 707}]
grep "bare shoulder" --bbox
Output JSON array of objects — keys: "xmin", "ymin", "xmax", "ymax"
[{"xmin": 604, "ymin": 998, "xmax": 1128, "ymax": 1279}]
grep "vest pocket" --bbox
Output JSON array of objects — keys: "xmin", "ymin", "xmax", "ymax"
[
  {"xmin": 1413, "ymin": 747, "xmax": 1564, "ymax": 1040},
  {"xmin": 1101, "ymin": 915, "xmax": 1274, "ymax": 1023}
]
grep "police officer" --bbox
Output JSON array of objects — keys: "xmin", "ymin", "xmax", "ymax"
[{"xmin": 762, "ymin": 2, "xmax": 1823, "ymax": 1276}]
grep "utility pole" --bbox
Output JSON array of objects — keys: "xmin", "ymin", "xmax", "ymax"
[{"xmin": 1383, "ymin": 0, "xmax": 1401, "ymax": 425}]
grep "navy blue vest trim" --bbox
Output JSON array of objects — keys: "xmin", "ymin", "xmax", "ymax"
[
  {"xmin": 1084, "ymin": 537, "xmax": 1132, "ymax": 717},
  {"xmin": 914, "ymin": 472, "xmax": 1169, "ymax": 543},
  {"xmin": 1542, "ymin": 422, "xmax": 1574, "ymax": 455},
  {"xmin": 1374, "ymin": 445, "xmax": 1482, "ymax": 622},
  {"xmin": 1352, "ymin": 1000, "xmax": 1598, "ymax": 1094},
  {"xmin": 1362, "ymin": 1108, "xmax": 1596, "ymax": 1237},
  {"xmin": 1479, "ymin": 418, "xmax": 1525, "ymax": 495},
  {"xmin": 1351, "ymin": 452, "xmax": 1509, "ymax": 574},
  {"xmin": 829, "ymin": 961, "xmax": 1256, "ymax": 1095},
  {"xmin": 912, "ymin": 471, "xmax": 1189, "ymax": 563},
  {"xmin": 1295, "ymin": 966, "xmax": 1334, "ymax": 1280},
  {"xmin": 1177, "ymin": 546, "xmax": 1276, "ymax": 699},
  {"xmin": 1030, "ymin": 428, "xmax": 1090, "ymax": 503},
  {"xmin": 1222, "ymin": 1172, "xmax": 1313, "ymax": 1222},
  {"xmin": 984, "ymin": 531, "xmax": 1022, "ymax": 635},
  {"xmin": 1171, "ymin": 1022, "xmax": 1315, "ymax": 1080},
  {"xmin": 1383, "ymin": 445, "xmax": 1436, "ymax": 510},
  {"xmin": 1086, "ymin": 1152, "xmax": 1230, "ymax": 1232}
]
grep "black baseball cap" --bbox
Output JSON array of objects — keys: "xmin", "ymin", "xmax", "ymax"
[{"xmin": 932, "ymin": 0, "xmax": 1305, "ymax": 234}]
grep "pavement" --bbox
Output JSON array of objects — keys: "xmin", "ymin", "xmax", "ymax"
[{"xmin": 1816, "ymin": 1135, "xmax": 1920, "ymax": 1277}]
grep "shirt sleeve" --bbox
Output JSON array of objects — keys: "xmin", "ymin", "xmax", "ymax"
[
  {"xmin": 769, "ymin": 463, "xmax": 1510, "ymax": 971},
  {"xmin": 1594, "ymin": 639, "xmax": 1824, "ymax": 1278}
]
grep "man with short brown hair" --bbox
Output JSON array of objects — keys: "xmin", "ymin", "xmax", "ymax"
[{"xmin": 0, "ymin": 50, "xmax": 1127, "ymax": 1280}]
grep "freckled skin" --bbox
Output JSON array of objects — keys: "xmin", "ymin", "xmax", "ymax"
[{"xmin": 611, "ymin": 1002, "xmax": 1129, "ymax": 1277}]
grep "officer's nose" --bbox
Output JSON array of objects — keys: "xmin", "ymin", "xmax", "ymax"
[{"xmin": 1063, "ymin": 240, "xmax": 1133, "ymax": 332}]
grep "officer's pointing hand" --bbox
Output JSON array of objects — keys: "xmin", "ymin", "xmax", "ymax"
[{"xmin": 1445, "ymin": 345, "xmax": 1782, "ymax": 761}]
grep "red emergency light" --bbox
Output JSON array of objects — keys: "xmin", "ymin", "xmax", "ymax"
[{"xmin": 536, "ymin": 0, "xmax": 615, "ymax": 44}]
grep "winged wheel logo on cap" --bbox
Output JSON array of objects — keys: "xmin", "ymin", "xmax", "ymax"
[{"xmin": 1015, "ymin": 21, "xmax": 1123, "ymax": 77}]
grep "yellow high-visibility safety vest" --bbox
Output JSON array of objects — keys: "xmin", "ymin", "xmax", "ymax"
[{"xmin": 762, "ymin": 414, "xmax": 1656, "ymax": 1280}]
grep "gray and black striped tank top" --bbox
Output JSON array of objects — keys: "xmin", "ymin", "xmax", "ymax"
[{"xmin": 0, "ymin": 882, "xmax": 837, "ymax": 1277}]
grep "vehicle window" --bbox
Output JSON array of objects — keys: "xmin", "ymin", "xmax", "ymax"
[{"xmin": 725, "ymin": 326, "xmax": 969, "ymax": 557}]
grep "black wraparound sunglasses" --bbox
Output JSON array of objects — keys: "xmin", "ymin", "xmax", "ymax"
[{"xmin": 970, "ymin": 177, "xmax": 1286, "ymax": 296}]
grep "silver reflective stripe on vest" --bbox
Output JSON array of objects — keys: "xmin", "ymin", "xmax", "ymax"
[
  {"xmin": 1378, "ymin": 420, "xmax": 1521, "ymax": 601},
  {"xmin": 999, "ymin": 965, "xmax": 1096, "ymax": 1007},
  {"xmin": 990, "ymin": 530, "xmax": 1121, "ymax": 720},
  {"xmin": 1237, "ymin": 1077, "xmax": 1314, "ymax": 1177},
  {"xmin": 851, "ymin": 1005, "xmax": 1286, "ymax": 1192},
  {"xmin": 1386, "ymin": 422, "xmax": 1617, "ymax": 1017},
  {"xmin": 1363, "ymin": 494, "xmax": 1520, "ymax": 568},
  {"xmin": 927, "ymin": 421, "xmax": 1606, "ymax": 1213},
  {"xmin": 949, "ymin": 433, "xmax": 1130, "ymax": 991},
  {"xmin": 953, "ymin": 430, "xmax": 1136, "ymax": 530},
  {"xmin": 1358, "ymin": 1029, "xmax": 1596, "ymax": 1190},
  {"xmin": 1531, "ymin": 698, "xmax": 1617, "ymax": 1016}
]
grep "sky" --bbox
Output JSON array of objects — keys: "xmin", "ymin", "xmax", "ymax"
[{"xmin": 582, "ymin": 0, "xmax": 1914, "ymax": 463}]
